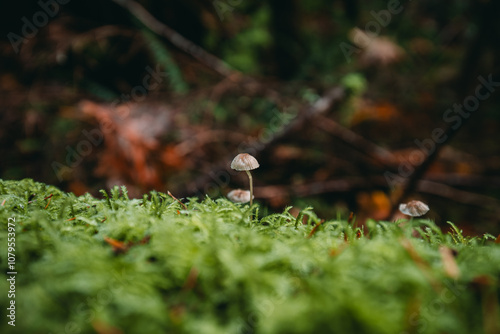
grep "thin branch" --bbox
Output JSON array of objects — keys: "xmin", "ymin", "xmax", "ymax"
[
  {"xmin": 112, "ymin": 0, "xmax": 285, "ymax": 111},
  {"xmin": 425, "ymin": 174, "xmax": 500, "ymax": 189},
  {"xmin": 243, "ymin": 87, "xmax": 346, "ymax": 150},
  {"xmin": 255, "ymin": 178, "xmax": 381, "ymax": 199},
  {"xmin": 179, "ymin": 87, "xmax": 346, "ymax": 197},
  {"xmin": 255, "ymin": 176, "xmax": 500, "ymax": 210},
  {"xmin": 387, "ymin": 111, "xmax": 474, "ymax": 219},
  {"xmin": 111, "ymin": 0, "xmax": 236, "ymax": 78},
  {"xmin": 313, "ymin": 114, "xmax": 396, "ymax": 168},
  {"xmin": 167, "ymin": 191, "xmax": 188, "ymax": 210},
  {"xmin": 416, "ymin": 180, "xmax": 499, "ymax": 208}
]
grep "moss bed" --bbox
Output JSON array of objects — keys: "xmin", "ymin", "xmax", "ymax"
[{"xmin": 1, "ymin": 179, "xmax": 499, "ymax": 334}]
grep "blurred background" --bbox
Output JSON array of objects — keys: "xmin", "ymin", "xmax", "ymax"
[{"xmin": 1, "ymin": 0, "xmax": 499, "ymax": 234}]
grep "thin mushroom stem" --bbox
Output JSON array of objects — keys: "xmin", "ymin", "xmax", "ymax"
[{"xmin": 245, "ymin": 170, "xmax": 254, "ymax": 206}]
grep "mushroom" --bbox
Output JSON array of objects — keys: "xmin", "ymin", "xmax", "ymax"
[
  {"xmin": 230, "ymin": 153, "xmax": 259, "ymax": 205},
  {"xmin": 227, "ymin": 189, "xmax": 253, "ymax": 204},
  {"xmin": 399, "ymin": 200, "xmax": 429, "ymax": 217}
]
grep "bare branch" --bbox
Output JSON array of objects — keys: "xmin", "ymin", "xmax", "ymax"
[
  {"xmin": 111, "ymin": 0, "xmax": 236, "ymax": 78},
  {"xmin": 255, "ymin": 176, "xmax": 500, "ymax": 210},
  {"xmin": 313, "ymin": 115, "xmax": 396, "ymax": 168},
  {"xmin": 179, "ymin": 87, "xmax": 346, "ymax": 197}
]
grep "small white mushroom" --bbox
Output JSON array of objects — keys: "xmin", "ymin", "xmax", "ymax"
[
  {"xmin": 227, "ymin": 189, "xmax": 253, "ymax": 203},
  {"xmin": 231, "ymin": 153, "xmax": 260, "ymax": 171},
  {"xmin": 230, "ymin": 153, "xmax": 259, "ymax": 205},
  {"xmin": 399, "ymin": 200, "xmax": 429, "ymax": 217}
]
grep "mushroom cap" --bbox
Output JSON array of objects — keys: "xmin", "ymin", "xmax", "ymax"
[
  {"xmin": 230, "ymin": 153, "xmax": 259, "ymax": 171},
  {"xmin": 227, "ymin": 189, "xmax": 253, "ymax": 203},
  {"xmin": 399, "ymin": 200, "xmax": 429, "ymax": 217}
]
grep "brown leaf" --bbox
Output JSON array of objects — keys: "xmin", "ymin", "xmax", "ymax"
[
  {"xmin": 79, "ymin": 100, "xmax": 170, "ymax": 190},
  {"xmin": 349, "ymin": 28, "xmax": 405, "ymax": 67},
  {"xmin": 161, "ymin": 145, "xmax": 186, "ymax": 169}
]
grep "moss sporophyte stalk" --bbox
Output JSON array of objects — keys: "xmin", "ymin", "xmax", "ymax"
[{"xmin": 1, "ymin": 178, "xmax": 499, "ymax": 334}]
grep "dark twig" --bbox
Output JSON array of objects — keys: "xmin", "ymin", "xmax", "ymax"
[
  {"xmin": 238, "ymin": 87, "xmax": 346, "ymax": 154},
  {"xmin": 313, "ymin": 114, "xmax": 396, "ymax": 168},
  {"xmin": 416, "ymin": 180, "xmax": 499, "ymax": 208},
  {"xmin": 387, "ymin": 110, "xmax": 475, "ymax": 219},
  {"xmin": 180, "ymin": 87, "xmax": 346, "ymax": 197},
  {"xmin": 44, "ymin": 194, "xmax": 53, "ymax": 210},
  {"xmin": 256, "ymin": 178, "xmax": 371, "ymax": 199},
  {"xmin": 271, "ymin": 87, "xmax": 346, "ymax": 143},
  {"xmin": 255, "ymin": 176, "xmax": 500, "ymax": 210},
  {"xmin": 112, "ymin": 0, "xmax": 285, "ymax": 113},
  {"xmin": 307, "ymin": 219, "xmax": 325, "ymax": 238},
  {"xmin": 111, "ymin": 0, "xmax": 236, "ymax": 78},
  {"xmin": 167, "ymin": 191, "xmax": 188, "ymax": 210}
]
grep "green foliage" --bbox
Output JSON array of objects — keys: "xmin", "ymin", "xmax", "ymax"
[
  {"xmin": 218, "ymin": 6, "xmax": 272, "ymax": 74},
  {"xmin": 339, "ymin": 72, "xmax": 368, "ymax": 126},
  {"xmin": 1, "ymin": 179, "xmax": 499, "ymax": 334},
  {"xmin": 341, "ymin": 72, "xmax": 367, "ymax": 95},
  {"xmin": 141, "ymin": 29, "xmax": 189, "ymax": 94}
]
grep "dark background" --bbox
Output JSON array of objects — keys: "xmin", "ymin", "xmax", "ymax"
[{"xmin": 1, "ymin": 0, "xmax": 499, "ymax": 234}]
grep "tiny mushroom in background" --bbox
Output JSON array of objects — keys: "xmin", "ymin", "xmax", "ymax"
[
  {"xmin": 227, "ymin": 189, "xmax": 253, "ymax": 204},
  {"xmin": 399, "ymin": 200, "xmax": 430, "ymax": 217},
  {"xmin": 230, "ymin": 153, "xmax": 259, "ymax": 205}
]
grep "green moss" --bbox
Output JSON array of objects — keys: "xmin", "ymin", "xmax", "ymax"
[{"xmin": 1, "ymin": 179, "xmax": 499, "ymax": 333}]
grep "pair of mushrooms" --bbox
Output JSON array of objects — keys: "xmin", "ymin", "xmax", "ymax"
[
  {"xmin": 227, "ymin": 153, "xmax": 431, "ymax": 219},
  {"xmin": 227, "ymin": 153, "xmax": 259, "ymax": 205}
]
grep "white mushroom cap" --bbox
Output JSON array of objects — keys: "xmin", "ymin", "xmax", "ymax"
[
  {"xmin": 399, "ymin": 200, "xmax": 429, "ymax": 217},
  {"xmin": 227, "ymin": 189, "xmax": 253, "ymax": 203},
  {"xmin": 230, "ymin": 153, "xmax": 259, "ymax": 171}
]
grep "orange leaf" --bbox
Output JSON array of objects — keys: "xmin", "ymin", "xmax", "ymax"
[
  {"xmin": 161, "ymin": 145, "xmax": 186, "ymax": 169},
  {"xmin": 104, "ymin": 237, "xmax": 129, "ymax": 253}
]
